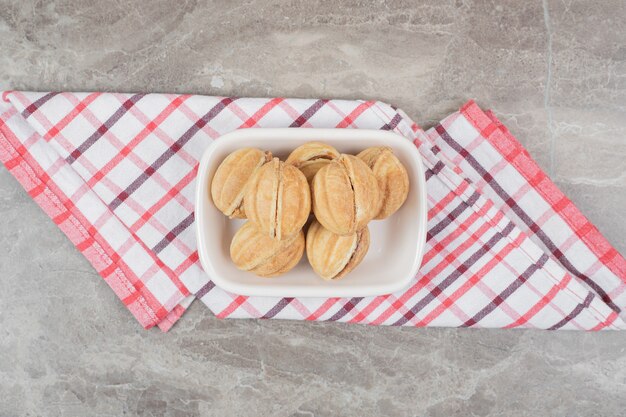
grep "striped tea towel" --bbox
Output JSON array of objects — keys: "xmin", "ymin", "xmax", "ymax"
[{"xmin": 0, "ymin": 91, "xmax": 624, "ymax": 331}]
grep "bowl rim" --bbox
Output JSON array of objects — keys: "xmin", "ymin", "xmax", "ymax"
[{"xmin": 195, "ymin": 128, "xmax": 427, "ymax": 297}]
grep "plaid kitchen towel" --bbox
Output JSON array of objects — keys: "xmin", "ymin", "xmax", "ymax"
[{"xmin": 0, "ymin": 92, "xmax": 624, "ymax": 331}]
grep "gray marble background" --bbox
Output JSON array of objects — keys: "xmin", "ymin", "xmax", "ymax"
[{"xmin": 1, "ymin": 1, "xmax": 625, "ymax": 416}]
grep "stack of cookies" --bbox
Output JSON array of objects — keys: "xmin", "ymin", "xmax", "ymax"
[{"xmin": 210, "ymin": 142, "xmax": 409, "ymax": 281}]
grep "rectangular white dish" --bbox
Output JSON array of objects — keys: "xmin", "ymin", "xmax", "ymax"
[{"xmin": 195, "ymin": 128, "xmax": 427, "ymax": 298}]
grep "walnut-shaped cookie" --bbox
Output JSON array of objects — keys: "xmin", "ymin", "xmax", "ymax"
[
  {"xmin": 244, "ymin": 157, "xmax": 311, "ymax": 240},
  {"xmin": 286, "ymin": 142, "xmax": 340, "ymax": 184},
  {"xmin": 311, "ymin": 154, "xmax": 380, "ymax": 235},
  {"xmin": 210, "ymin": 148, "xmax": 272, "ymax": 218},
  {"xmin": 230, "ymin": 222, "xmax": 305, "ymax": 277},
  {"xmin": 357, "ymin": 146, "xmax": 409, "ymax": 219},
  {"xmin": 306, "ymin": 220, "xmax": 369, "ymax": 280}
]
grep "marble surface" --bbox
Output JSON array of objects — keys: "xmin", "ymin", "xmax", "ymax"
[{"xmin": 1, "ymin": 0, "xmax": 625, "ymax": 416}]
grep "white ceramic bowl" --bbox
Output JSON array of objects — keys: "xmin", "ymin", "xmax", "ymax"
[{"xmin": 195, "ymin": 128, "xmax": 427, "ymax": 298}]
